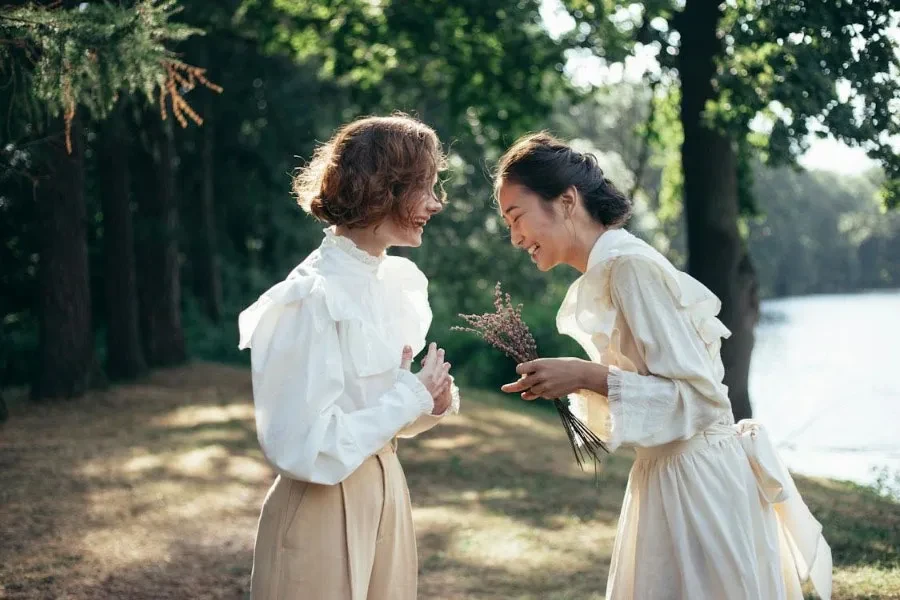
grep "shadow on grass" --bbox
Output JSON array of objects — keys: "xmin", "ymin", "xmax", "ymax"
[
  {"xmin": 2, "ymin": 364, "xmax": 898, "ymax": 600},
  {"xmin": 68, "ymin": 540, "xmax": 251, "ymax": 600},
  {"xmin": 415, "ymin": 523, "xmax": 609, "ymax": 600},
  {"xmin": 0, "ymin": 364, "xmax": 265, "ymax": 599}
]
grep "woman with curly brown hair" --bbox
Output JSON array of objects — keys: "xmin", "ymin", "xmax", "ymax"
[{"xmin": 238, "ymin": 114, "xmax": 459, "ymax": 600}]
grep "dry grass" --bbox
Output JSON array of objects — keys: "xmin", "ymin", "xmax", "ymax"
[{"xmin": 1, "ymin": 363, "xmax": 898, "ymax": 599}]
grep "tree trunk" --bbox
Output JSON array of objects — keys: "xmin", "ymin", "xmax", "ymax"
[
  {"xmin": 195, "ymin": 102, "xmax": 223, "ymax": 321},
  {"xmin": 135, "ymin": 116, "xmax": 186, "ymax": 367},
  {"xmin": 679, "ymin": 0, "xmax": 757, "ymax": 421},
  {"xmin": 99, "ymin": 104, "xmax": 147, "ymax": 380},
  {"xmin": 33, "ymin": 117, "xmax": 99, "ymax": 399}
]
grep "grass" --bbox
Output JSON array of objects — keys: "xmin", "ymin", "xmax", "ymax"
[{"xmin": 1, "ymin": 363, "xmax": 898, "ymax": 599}]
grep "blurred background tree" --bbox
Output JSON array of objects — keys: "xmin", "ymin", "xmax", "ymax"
[{"xmin": 1, "ymin": 0, "xmax": 219, "ymax": 400}]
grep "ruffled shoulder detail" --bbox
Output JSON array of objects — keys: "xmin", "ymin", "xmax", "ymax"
[
  {"xmin": 237, "ymin": 261, "xmax": 326, "ymax": 351},
  {"xmin": 557, "ymin": 229, "xmax": 731, "ymax": 362},
  {"xmin": 238, "ymin": 249, "xmax": 433, "ymax": 379}
]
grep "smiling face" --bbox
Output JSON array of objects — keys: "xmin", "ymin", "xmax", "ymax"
[
  {"xmin": 376, "ymin": 178, "xmax": 444, "ymax": 248},
  {"xmin": 294, "ymin": 114, "xmax": 447, "ymax": 244},
  {"xmin": 494, "ymin": 132, "xmax": 632, "ymax": 273},
  {"xmin": 497, "ymin": 180, "xmax": 574, "ymax": 271}
]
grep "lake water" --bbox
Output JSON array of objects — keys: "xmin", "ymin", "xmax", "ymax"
[{"xmin": 750, "ymin": 290, "xmax": 900, "ymax": 492}]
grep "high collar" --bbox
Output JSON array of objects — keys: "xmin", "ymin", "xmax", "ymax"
[
  {"xmin": 585, "ymin": 228, "xmax": 632, "ymax": 273},
  {"xmin": 320, "ymin": 227, "xmax": 386, "ymax": 271}
]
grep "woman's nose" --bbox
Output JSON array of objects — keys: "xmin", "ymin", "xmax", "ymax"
[{"xmin": 428, "ymin": 194, "xmax": 443, "ymax": 214}]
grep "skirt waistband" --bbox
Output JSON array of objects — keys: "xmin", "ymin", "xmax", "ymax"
[{"xmin": 634, "ymin": 424, "xmax": 736, "ymax": 460}]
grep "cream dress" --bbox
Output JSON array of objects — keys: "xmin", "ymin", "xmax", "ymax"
[
  {"xmin": 238, "ymin": 228, "xmax": 459, "ymax": 599},
  {"xmin": 559, "ymin": 229, "xmax": 832, "ymax": 600}
]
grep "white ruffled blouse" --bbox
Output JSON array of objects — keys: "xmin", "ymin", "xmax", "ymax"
[
  {"xmin": 238, "ymin": 228, "xmax": 459, "ymax": 485},
  {"xmin": 558, "ymin": 228, "xmax": 734, "ymax": 451}
]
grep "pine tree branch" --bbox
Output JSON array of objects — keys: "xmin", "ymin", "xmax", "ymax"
[{"xmin": 1, "ymin": 0, "xmax": 221, "ymax": 151}]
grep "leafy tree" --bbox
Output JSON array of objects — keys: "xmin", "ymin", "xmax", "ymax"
[
  {"xmin": 561, "ymin": 0, "xmax": 900, "ymax": 418},
  {"xmin": 222, "ymin": 0, "xmax": 593, "ymax": 376}
]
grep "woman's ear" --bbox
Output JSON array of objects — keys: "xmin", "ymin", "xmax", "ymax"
[{"xmin": 560, "ymin": 185, "xmax": 578, "ymax": 217}]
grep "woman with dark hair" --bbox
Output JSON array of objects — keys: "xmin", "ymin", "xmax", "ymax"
[
  {"xmin": 496, "ymin": 132, "xmax": 831, "ymax": 600},
  {"xmin": 238, "ymin": 114, "xmax": 459, "ymax": 600}
]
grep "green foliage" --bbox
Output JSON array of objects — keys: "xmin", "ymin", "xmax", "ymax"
[
  {"xmin": 748, "ymin": 166, "xmax": 900, "ymax": 297},
  {"xmin": 0, "ymin": 0, "xmax": 213, "ymax": 150},
  {"xmin": 182, "ymin": 292, "xmax": 246, "ymax": 365},
  {"xmin": 0, "ymin": 174, "xmax": 38, "ymax": 387},
  {"xmin": 0, "ymin": 310, "xmax": 38, "ymax": 388},
  {"xmin": 238, "ymin": 0, "xmax": 573, "ymax": 141},
  {"xmin": 2, "ymin": 0, "xmax": 899, "ymax": 397},
  {"xmin": 560, "ymin": 1, "xmax": 900, "ymax": 209},
  {"xmin": 212, "ymin": 0, "xmax": 593, "ymax": 387},
  {"xmin": 718, "ymin": 2, "xmax": 900, "ymax": 207}
]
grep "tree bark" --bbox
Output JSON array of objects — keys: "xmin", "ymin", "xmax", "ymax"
[
  {"xmin": 33, "ymin": 117, "xmax": 99, "ymax": 399},
  {"xmin": 679, "ymin": 0, "xmax": 758, "ymax": 421},
  {"xmin": 135, "ymin": 116, "xmax": 186, "ymax": 367},
  {"xmin": 99, "ymin": 103, "xmax": 147, "ymax": 380},
  {"xmin": 195, "ymin": 101, "xmax": 223, "ymax": 321}
]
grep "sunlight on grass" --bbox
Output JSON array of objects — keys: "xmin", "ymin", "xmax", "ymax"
[
  {"xmin": 420, "ymin": 432, "xmax": 481, "ymax": 450},
  {"xmin": 122, "ymin": 453, "xmax": 163, "ymax": 473},
  {"xmin": 80, "ymin": 527, "xmax": 171, "ymax": 570},
  {"xmin": 225, "ymin": 454, "xmax": 271, "ymax": 481},
  {"xmin": 445, "ymin": 412, "xmax": 511, "ymax": 437},
  {"xmin": 149, "ymin": 402, "xmax": 254, "ymax": 428},
  {"xmin": 447, "ymin": 512, "xmax": 613, "ymax": 571},
  {"xmin": 833, "ymin": 566, "xmax": 900, "ymax": 598},
  {"xmin": 2, "ymin": 363, "xmax": 898, "ymax": 599}
]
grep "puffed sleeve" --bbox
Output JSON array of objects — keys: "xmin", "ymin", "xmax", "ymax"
[
  {"xmin": 239, "ymin": 280, "xmax": 434, "ymax": 485},
  {"xmin": 603, "ymin": 257, "xmax": 731, "ymax": 450}
]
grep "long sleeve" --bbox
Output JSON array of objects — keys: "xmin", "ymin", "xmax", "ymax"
[
  {"xmin": 397, "ymin": 376, "xmax": 460, "ymax": 438},
  {"xmin": 604, "ymin": 257, "xmax": 730, "ymax": 450},
  {"xmin": 249, "ymin": 294, "xmax": 434, "ymax": 485}
]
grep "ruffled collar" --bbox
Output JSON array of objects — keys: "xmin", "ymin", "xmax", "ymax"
[
  {"xmin": 321, "ymin": 227, "xmax": 386, "ymax": 268},
  {"xmin": 555, "ymin": 229, "xmax": 629, "ymax": 362},
  {"xmin": 557, "ymin": 227, "xmax": 730, "ymax": 363},
  {"xmin": 585, "ymin": 228, "xmax": 632, "ymax": 272}
]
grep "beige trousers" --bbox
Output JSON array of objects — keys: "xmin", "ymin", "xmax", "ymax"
[{"xmin": 250, "ymin": 443, "xmax": 418, "ymax": 600}]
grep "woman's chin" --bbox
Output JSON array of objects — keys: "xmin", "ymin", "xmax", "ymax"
[
  {"xmin": 533, "ymin": 253, "xmax": 557, "ymax": 272},
  {"xmin": 394, "ymin": 228, "xmax": 424, "ymax": 248}
]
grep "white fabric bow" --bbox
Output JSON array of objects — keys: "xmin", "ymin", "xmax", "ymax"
[{"xmin": 736, "ymin": 420, "xmax": 833, "ymax": 600}]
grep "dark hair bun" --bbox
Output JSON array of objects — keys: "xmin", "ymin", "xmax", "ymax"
[{"xmin": 496, "ymin": 132, "xmax": 633, "ymax": 228}]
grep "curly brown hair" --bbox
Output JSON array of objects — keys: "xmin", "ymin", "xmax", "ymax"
[{"xmin": 293, "ymin": 114, "xmax": 447, "ymax": 229}]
